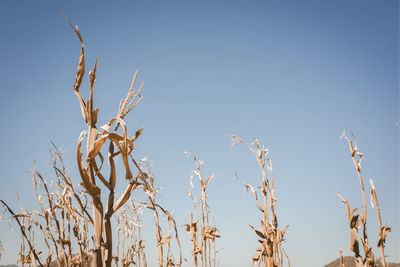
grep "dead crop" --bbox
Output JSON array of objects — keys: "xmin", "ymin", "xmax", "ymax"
[
  {"xmin": 184, "ymin": 153, "xmax": 220, "ymax": 267},
  {"xmin": 0, "ymin": 17, "xmax": 395, "ymax": 267},
  {"xmin": 1, "ymin": 147, "xmax": 93, "ymax": 266},
  {"xmin": 337, "ymin": 130, "xmax": 391, "ymax": 267},
  {"xmin": 231, "ymin": 136, "xmax": 289, "ymax": 267},
  {"xmin": 0, "ymin": 15, "xmax": 167, "ymax": 267}
]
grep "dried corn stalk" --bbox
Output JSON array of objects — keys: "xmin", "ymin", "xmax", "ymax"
[
  {"xmin": 139, "ymin": 161, "xmax": 183, "ymax": 267},
  {"xmin": 63, "ymin": 14, "xmax": 147, "ymax": 267},
  {"xmin": 184, "ymin": 153, "xmax": 220, "ymax": 267},
  {"xmin": 337, "ymin": 130, "xmax": 391, "ymax": 267},
  {"xmin": 369, "ymin": 179, "xmax": 391, "ymax": 267},
  {"xmin": 1, "ymin": 14, "xmax": 188, "ymax": 267},
  {"xmin": 231, "ymin": 136, "xmax": 289, "ymax": 267},
  {"xmin": 115, "ymin": 199, "xmax": 147, "ymax": 267},
  {"xmin": 1, "ymin": 146, "xmax": 93, "ymax": 267}
]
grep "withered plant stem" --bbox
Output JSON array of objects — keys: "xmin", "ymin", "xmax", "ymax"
[{"xmin": 0, "ymin": 201, "xmax": 43, "ymax": 267}]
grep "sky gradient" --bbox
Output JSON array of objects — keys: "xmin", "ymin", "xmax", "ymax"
[{"xmin": 0, "ymin": 1, "xmax": 398, "ymax": 266}]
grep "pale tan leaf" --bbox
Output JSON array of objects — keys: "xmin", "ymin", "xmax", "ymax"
[
  {"xmin": 160, "ymin": 235, "xmax": 173, "ymax": 245},
  {"xmin": 88, "ymin": 134, "xmax": 108, "ymax": 159}
]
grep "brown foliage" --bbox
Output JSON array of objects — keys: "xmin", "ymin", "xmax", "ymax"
[
  {"xmin": 231, "ymin": 136, "xmax": 289, "ymax": 267},
  {"xmin": 337, "ymin": 130, "xmax": 391, "ymax": 267}
]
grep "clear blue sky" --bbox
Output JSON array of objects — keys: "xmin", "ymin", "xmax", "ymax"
[{"xmin": 0, "ymin": 1, "xmax": 398, "ymax": 266}]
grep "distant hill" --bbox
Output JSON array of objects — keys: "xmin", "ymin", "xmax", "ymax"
[{"xmin": 325, "ymin": 256, "xmax": 400, "ymax": 267}]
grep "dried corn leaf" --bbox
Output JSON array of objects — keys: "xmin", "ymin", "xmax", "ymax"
[
  {"xmin": 377, "ymin": 226, "xmax": 391, "ymax": 247},
  {"xmin": 194, "ymin": 247, "xmax": 202, "ymax": 255},
  {"xmin": 72, "ymin": 26, "xmax": 85, "ymax": 93},
  {"xmin": 76, "ymin": 131, "xmax": 100, "ymax": 197},
  {"xmin": 112, "ymin": 182, "xmax": 141, "ymax": 214},
  {"xmin": 63, "ymin": 13, "xmax": 89, "ymax": 123},
  {"xmin": 250, "ymin": 224, "xmax": 265, "ymax": 239},
  {"xmin": 89, "ymin": 58, "xmax": 98, "ymax": 90},
  {"xmin": 108, "ymin": 118, "xmax": 133, "ymax": 180},
  {"xmin": 204, "ymin": 226, "xmax": 220, "ymax": 240},
  {"xmin": 161, "ymin": 235, "xmax": 173, "ymax": 245},
  {"xmin": 183, "ymin": 224, "xmax": 190, "ymax": 232},
  {"xmin": 88, "ymin": 134, "xmax": 108, "ymax": 159},
  {"xmin": 205, "ymin": 174, "xmax": 216, "ymax": 187},
  {"xmin": 108, "ymin": 142, "xmax": 117, "ymax": 189},
  {"xmin": 349, "ymin": 227, "xmax": 360, "ymax": 256},
  {"xmin": 252, "ymin": 252, "xmax": 262, "ymax": 263},
  {"xmin": 277, "ymin": 225, "xmax": 289, "ymax": 242}
]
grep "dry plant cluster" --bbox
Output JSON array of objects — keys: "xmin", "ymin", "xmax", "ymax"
[
  {"xmin": 184, "ymin": 152, "xmax": 220, "ymax": 267},
  {"xmin": 231, "ymin": 136, "xmax": 289, "ymax": 267},
  {"xmin": 0, "ymin": 19, "xmax": 393, "ymax": 267},
  {"xmin": 336, "ymin": 131, "xmax": 391, "ymax": 267}
]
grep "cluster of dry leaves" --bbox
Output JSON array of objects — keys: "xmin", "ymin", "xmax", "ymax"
[{"xmin": 337, "ymin": 131, "xmax": 391, "ymax": 267}]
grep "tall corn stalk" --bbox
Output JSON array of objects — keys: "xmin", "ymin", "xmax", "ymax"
[
  {"xmin": 145, "ymin": 165, "xmax": 183, "ymax": 267},
  {"xmin": 0, "ymin": 16, "xmax": 187, "ymax": 267},
  {"xmin": 231, "ymin": 136, "xmax": 289, "ymax": 267},
  {"xmin": 337, "ymin": 130, "xmax": 391, "ymax": 267},
  {"xmin": 64, "ymin": 14, "xmax": 147, "ymax": 266},
  {"xmin": 184, "ymin": 152, "xmax": 220, "ymax": 267}
]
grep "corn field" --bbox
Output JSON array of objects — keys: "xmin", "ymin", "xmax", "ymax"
[{"xmin": 0, "ymin": 16, "xmax": 395, "ymax": 267}]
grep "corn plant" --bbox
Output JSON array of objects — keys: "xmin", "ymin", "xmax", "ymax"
[
  {"xmin": 0, "ymin": 15, "xmax": 187, "ymax": 267},
  {"xmin": 1, "ymin": 15, "xmax": 149, "ymax": 267},
  {"xmin": 369, "ymin": 180, "xmax": 391, "ymax": 267},
  {"xmin": 140, "ymin": 161, "xmax": 183, "ymax": 267},
  {"xmin": 184, "ymin": 154, "xmax": 220, "ymax": 267},
  {"xmin": 115, "ymin": 199, "xmax": 147, "ymax": 267},
  {"xmin": 62, "ymin": 14, "xmax": 150, "ymax": 266},
  {"xmin": 337, "ymin": 130, "xmax": 391, "ymax": 267},
  {"xmin": 184, "ymin": 152, "xmax": 220, "ymax": 267},
  {"xmin": 1, "ymin": 145, "xmax": 93, "ymax": 267},
  {"xmin": 231, "ymin": 136, "xmax": 289, "ymax": 267}
]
